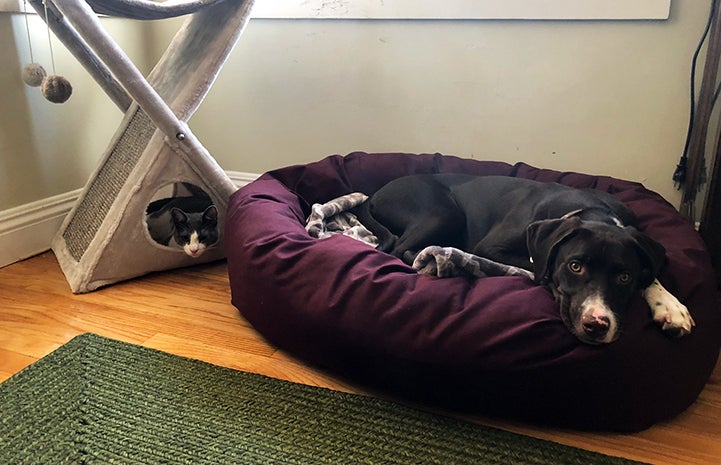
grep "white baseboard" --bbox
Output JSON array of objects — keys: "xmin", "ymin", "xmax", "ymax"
[
  {"xmin": 0, "ymin": 189, "xmax": 81, "ymax": 268},
  {"xmin": 0, "ymin": 170, "xmax": 259, "ymax": 268},
  {"xmin": 226, "ymin": 171, "xmax": 260, "ymax": 188}
]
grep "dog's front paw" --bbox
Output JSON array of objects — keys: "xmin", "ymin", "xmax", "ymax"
[
  {"xmin": 643, "ymin": 279, "xmax": 695, "ymax": 338},
  {"xmin": 655, "ymin": 301, "xmax": 695, "ymax": 338}
]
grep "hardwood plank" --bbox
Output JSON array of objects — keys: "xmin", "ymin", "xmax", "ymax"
[
  {"xmin": 0, "ymin": 348, "xmax": 37, "ymax": 381},
  {"xmin": 1, "ymin": 251, "xmax": 719, "ymax": 465}
]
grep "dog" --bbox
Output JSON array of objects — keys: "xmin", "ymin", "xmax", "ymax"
[{"xmin": 354, "ymin": 174, "xmax": 695, "ymax": 345}]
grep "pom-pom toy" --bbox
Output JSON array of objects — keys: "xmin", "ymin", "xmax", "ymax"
[
  {"xmin": 41, "ymin": 75, "xmax": 73, "ymax": 103},
  {"xmin": 21, "ymin": 63, "xmax": 46, "ymax": 87},
  {"xmin": 21, "ymin": 0, "xmax": 72, "ymax": 104}
]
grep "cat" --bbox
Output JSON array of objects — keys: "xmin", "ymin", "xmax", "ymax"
[{"xmin": 146, "ymin": 195, "xmax": 218, "ymax": 258}]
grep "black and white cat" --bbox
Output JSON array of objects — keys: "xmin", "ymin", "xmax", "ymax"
[{"xmin": 146, "ymin": 195, "xmax": 218, "ymax": 257}]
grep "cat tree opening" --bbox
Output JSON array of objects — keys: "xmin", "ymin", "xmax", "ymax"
[{"xmin": 144, "ymin": 182, "xmax": 219, "ymax": 257}]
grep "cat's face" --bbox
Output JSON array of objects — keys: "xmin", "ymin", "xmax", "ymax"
[{"xmin": 170, "ymin": 205, "xmax": 218, "ymax": 257}]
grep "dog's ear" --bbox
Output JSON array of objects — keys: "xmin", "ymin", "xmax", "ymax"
[
  {"xmin": 526, "ymin": 217, "xmax": 582, "ymax": 284},
  {"xmin": 625, "ymin": 226, "xmax": 666, "ymax": 288}
]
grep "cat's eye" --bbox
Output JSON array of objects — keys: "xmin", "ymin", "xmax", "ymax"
[{"xmin": 568, "ymin": 260, "xmax": 584, "ymax": 274}]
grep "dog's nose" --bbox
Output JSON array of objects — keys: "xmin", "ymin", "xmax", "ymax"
[{"xmin": 581, "ymin": 313, "xmax": 610, "ymax": 338}]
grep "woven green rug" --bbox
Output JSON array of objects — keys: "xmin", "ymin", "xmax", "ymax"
[{"xmin": 1, "ymin": 334, "xmax": 646, "ymax": 464}]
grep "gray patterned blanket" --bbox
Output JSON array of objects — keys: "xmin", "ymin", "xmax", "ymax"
[
  {"xmin": 305, "ymin": 193, "xmax": 534, "ymax": 280},
  {"xmin": 305, "ymin": 192, "xmax": 379, "ymax": 247}
]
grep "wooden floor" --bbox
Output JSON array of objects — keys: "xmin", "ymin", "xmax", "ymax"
[{"xmin": 1, "ymin": 252, "xmax": 719, "ymax": 465}]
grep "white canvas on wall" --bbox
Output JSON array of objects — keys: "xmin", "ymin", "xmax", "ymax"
[{"xmin": 251, "ymin": 0, "xmax": 671, "ymax": 20}]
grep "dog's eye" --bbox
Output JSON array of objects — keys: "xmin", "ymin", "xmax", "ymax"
[
  {"xmin": 568, "ymin": 260, "xmax": 584, "ymax": 274},
  {"xmin": 617, "ymin": 272, "xmax": 632, "ymax": 285}
]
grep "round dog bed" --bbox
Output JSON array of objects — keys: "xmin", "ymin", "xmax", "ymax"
[{"xmin": 225, "ymin": 152, "xmax": 721, "ymax": 431}]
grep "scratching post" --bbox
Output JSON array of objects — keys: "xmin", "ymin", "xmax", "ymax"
[{"xmin": 39, "ymin": 0, "xmax": 255, "ymax": 292}]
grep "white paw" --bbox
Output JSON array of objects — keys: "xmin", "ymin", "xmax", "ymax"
[{"xmin": 643, "ymin": 279, "xmax": 695, "ymax": 338}]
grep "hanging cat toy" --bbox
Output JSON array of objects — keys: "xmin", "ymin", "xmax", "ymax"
[{"xmin": 20, "ymin": 0, "xmax": 72, "ymax": 103}]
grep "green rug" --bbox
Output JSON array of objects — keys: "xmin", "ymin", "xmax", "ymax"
[{"xmin": 0, "ymin": 334, "xmax": 645, "ymax": 464}]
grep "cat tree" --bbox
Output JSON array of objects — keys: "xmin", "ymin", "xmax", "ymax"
[{"xmin": 29, "ymin": 0, "xmax": 255, "ymax": 292}]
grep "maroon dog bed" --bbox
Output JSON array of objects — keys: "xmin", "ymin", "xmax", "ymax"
[{"xmin": 225, "ymin": 152, "xmax": 721, "ymax": 431}]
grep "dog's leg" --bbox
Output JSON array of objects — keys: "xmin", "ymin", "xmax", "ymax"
[
  {"xmin": 473, "ymin": 226, "xmax": 534, "ymax": 270},
  {"xmin": 643, "ymin": 279, "xmax": 695, "ymax": 337}
]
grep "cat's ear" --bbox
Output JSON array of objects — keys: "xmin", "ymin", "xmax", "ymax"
[
  {"xmin": 171, "ymin": 208, "xmax": 188, "ymax": 224},
  {"xmin": 203, "ymin": 205, "xmax": 218, "ymax": 223}
]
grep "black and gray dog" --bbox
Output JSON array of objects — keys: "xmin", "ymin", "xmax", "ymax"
[{"xmin": 355, "ymin": 174, "xmax": 695, "ymax": 345}]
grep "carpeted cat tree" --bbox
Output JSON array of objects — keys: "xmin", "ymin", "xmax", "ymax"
[{"xmin": 29, "ymin": 0, "xmax": 255, "ymax": 293}]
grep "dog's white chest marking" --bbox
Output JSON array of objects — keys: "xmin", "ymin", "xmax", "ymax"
[{"xmin": 643, "ymin": 279, "xmax": 695, "ymax": 337}]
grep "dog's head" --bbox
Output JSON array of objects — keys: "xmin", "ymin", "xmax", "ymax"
[{"xmin": 526, "ymin": 216, "xmax": 665, "ymax": 345}]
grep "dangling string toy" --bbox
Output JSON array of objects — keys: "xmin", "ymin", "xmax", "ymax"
[
  {"xmin": 21, "ymin": 0, "xmax": 72, "ymax": 104},
  {"xmin": 20, "ymin": 0, "xmax": 45, "ymax": 86}
]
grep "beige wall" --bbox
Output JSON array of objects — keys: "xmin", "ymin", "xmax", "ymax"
[{"xmin": 1, "ymin": 0, "xmax": 715, "ymax": 212}]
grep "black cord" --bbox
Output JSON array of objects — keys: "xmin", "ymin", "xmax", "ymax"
[{"xmin": 674, "ymin": 0, "xmax": 717, "ymax": 189}]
